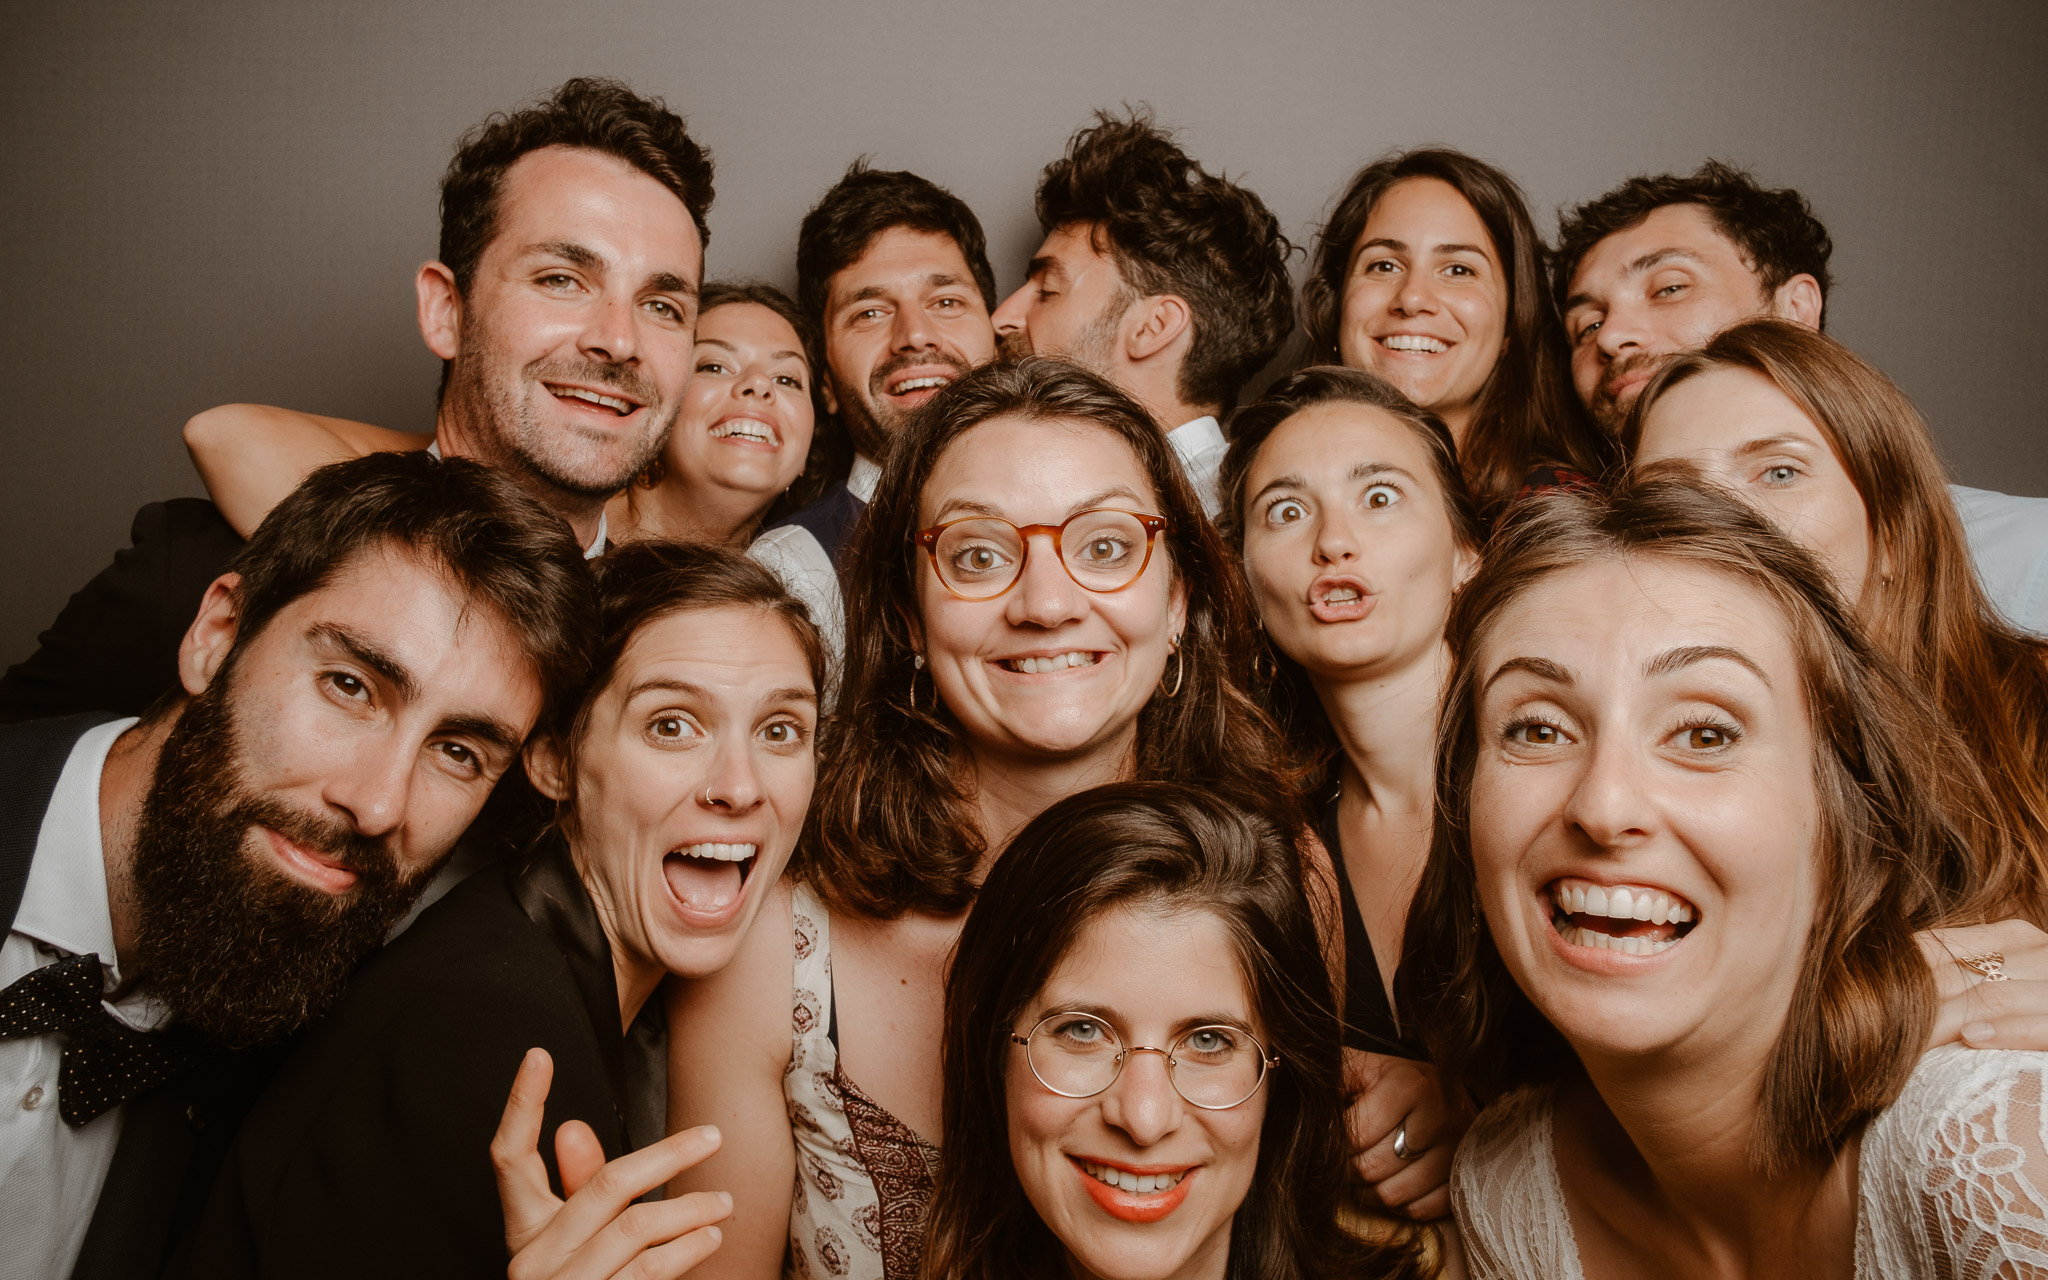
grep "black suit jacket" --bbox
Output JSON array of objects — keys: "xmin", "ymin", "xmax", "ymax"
[
  {"xmin": 181, "ymin": 838, "xmax": 642, "ymax": 1279},
  {"xmin": 0, "ymin": 713, "xmax": 273, "ymax": 1280},
  {"xmin": 0, "ymin": 499, "xmax": 245, "ymax": 724}
]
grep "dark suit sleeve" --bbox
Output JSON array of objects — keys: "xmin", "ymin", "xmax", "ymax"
[
  {"xmin": 0, "ymin": 498, "xmax": 244, "ymax": 723},
  {"xmin": 183, "ymin": 925, "xmax": 625, "ymax": 1279}
]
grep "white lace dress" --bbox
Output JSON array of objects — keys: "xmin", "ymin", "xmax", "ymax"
[
  {"xmin": 1451, "ymin": 1045, "xmax": 2048, "ymax": 1277},
  {"xmin": 782, "ymin": 883, "xmax": 941, "ymax": 1280}
]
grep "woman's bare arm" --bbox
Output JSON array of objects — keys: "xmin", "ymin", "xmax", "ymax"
[
  {"xmin": 665, "ymin": 879, "xmax": 800, "ymax": 1280},
  {"xmin": 182, "ymin": 404, "xmax": 432, "ymax": 537}
]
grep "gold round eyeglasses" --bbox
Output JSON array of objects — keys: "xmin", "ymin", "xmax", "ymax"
[
  {"xmin": 1010, "ymin": 1010, "xmax": 1279, "ymax": 1111},
  {"xmin": 914, "ymin": 509, "xmax": 1169, "ymax": 601}
]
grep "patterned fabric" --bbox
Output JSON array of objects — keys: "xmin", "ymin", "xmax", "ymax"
[
  {"xmin": 784, "ymin": 884, "xmax": 940, "ymax": 1280},
  {"xmin": 1451, "ymin": 1045, "xmax": 2048, "ymax": 1277},
  {"xmin": 0, "ymin": 950, "xmax": 190, "ymax": 1126}
]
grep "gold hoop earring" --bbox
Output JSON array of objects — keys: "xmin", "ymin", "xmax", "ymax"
[{"xmin": 1161, "ymin": 637, "xmax": 1185, "ymax": 698}]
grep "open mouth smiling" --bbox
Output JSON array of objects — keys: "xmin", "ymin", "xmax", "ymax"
[
  {"xmin": 662, "ymin": 841, "xmax": 758, "ymax": 917},
  {"xmin": 545, "ymin": 382, "xmax": 644, "ymax": 416},
  {"xmin": 708, "ymin": 416, "xmax": 781, "ymax": 446},
  {"xmin": 1547, "ymin": 876, "xmax": 1699, "ymax": 957},
  {"xmin": 887, "ymin": 373, "xmax": 953, "ymax": 397},
  {"xmin": 1070, "ymin": 1155, "xmax": 1196, "ymax": 1223},
  {"xmin": 997, "ymin": 650, "xmax": 1105, "ymax": 675},
  {"xmin": 1376, "ymin": 333, "xmax": 1452, "ymax": 355}
]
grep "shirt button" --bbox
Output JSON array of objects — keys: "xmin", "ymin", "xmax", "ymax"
[{"xmin": 22, "ymin": 1085, "xmax": 45, "ymax": 1111}]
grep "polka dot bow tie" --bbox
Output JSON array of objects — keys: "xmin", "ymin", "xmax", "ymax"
[{"xmin": 0, "ymin": 951, "xmax": 190, "ymax": 1126}]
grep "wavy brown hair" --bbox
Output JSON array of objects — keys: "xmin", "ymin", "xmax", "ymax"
[
  {"xmin": 924, "ymin": 783, "xmax": 1426, "ymax": 1280},
  {"xmin": 1401, "ymin": 474, "xmax": 1996, "ymax": 1175},
  {"xmin": 1301, "ymin": 147, "xmax": 1608, "ymax": 521},
  {"xmin": 803, "ymin": 357, "xmax": 1300, "ymax": 919},
  {"xmin": 1624, "ymin": 319, "xmax": 2048, "ymax": 919}
]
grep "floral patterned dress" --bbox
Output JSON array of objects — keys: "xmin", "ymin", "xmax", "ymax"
[{"xmin": 783, "ymin": 883, "xmax": 942, "ymax": 1280}]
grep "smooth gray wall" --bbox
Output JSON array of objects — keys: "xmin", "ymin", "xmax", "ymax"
[{"xmin": 5, "ymin": 0, "xmax": 2044, "ymax": 666}]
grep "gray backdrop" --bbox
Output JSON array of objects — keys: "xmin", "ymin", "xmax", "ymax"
[{"xmin": 5, "ymin": 0, "xmax": 2044, "ymax": 666}]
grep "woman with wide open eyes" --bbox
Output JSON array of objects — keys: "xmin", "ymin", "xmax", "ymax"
[
  {"xmin": 926, "ymin": 783, "xmax": 1430, "ymax": 1280},
  {"xmin": 1627, "ymin": 318, "xmax": 2048, "ymax": 1033},
  {"xmin": 1217, "ymin": 365, "xmax": 1480, "ymax": 1229},
  {"xmin": 1404, "ymin": 474, "xmax": 2048, "ymax": 1277},
  {"xmin": 661, "ymin": 357, "xmax": 1304, "ymax": 1280},
  {"xmin": 1300, "ymin": 148, "xmax": 1607, "ymax": 522},
  {"xmin": 182, "ymin": 280, "xmax": 842, "ymax": 548}
]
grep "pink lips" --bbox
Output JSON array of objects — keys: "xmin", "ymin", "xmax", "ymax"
[
  {"xmin": 1307, "ymin": 576, "xmax": 1374, "ymax": 623},
  {"xmin": 259, "ymin": 826, "xmax": 357, "ymax": 895}
]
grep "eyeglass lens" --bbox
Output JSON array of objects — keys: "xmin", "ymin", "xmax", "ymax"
[
  {"xmin": 1025, "ymin": 1012, "xmax": 1267, "ymax": 1109},
  {"xmin": 930, "ymin": 511, "xmax": 1153, "ymax": 599}
]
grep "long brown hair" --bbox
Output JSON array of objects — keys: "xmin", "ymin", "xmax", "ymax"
[
  {"xmin": 1625, "ymin": 319, "xmax": 2048, "ymax": 919},
  {"xmin": 1401, "ymin": 474, "xmax": 1995, "ymax": 1175},
  {"xmin": 924, "ymin": 783, "xmax": 1425, "ymax": 1280},
  {"xmin": 1300, "ymin": 147, "xmax": 1609, "ymax": 520},
  {"xmin": 804, "ymin": 357, "xmax": 1300, "ymax": 919}
]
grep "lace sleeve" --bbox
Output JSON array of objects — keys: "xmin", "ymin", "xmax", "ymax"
[
  {"xmin": 1859, "ymin": 1045, "xmax": 2048, "ymax": 1276},
  {"xmin": 1450, "ymin": 1085, "xmax": 1584, "ymax": 1280}
]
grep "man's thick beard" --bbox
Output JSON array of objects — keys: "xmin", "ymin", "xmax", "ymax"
[
  {"xmin": 1592, "ymin": 351, "xmax": 1669, "ymax": 436},
  {"xmin": 130, "ymin": 678, "xmax": 435, "ymax": 1049},
  {"xmin": 444, "ymin": 310, "xmax": 674, "ymax": 499}
]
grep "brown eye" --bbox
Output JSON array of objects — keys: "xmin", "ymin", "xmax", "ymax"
[{"xmin": 1685, "ymin": 726, "xmax": 1728, "ymax": 749}]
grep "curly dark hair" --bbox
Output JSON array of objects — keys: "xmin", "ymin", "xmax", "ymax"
[
  {"xmin": 438, "ymin": 76, "xmax": 715, "ymax": 294},
  {"xmin": 1301, "ymin": 147, "xmax": 1608, "ymax": 520},
  {"xmin": 794, "ymin": 160, "xmax": 997, "ymax": 329},
  {"xmin": 1032, "ymin": 108, "xmax": 1296, "ymax": 411},
  {"xmin": 1552, "ymin": 159, "xmax": 1833, "ymax": 322},
  {"xmin": 804, "ymin": 357, "xmax": 1303, "ymax": 919}
]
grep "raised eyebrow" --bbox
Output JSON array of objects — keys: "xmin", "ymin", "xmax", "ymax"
[
  {"xmin": 306, "ymin": 623, "xmax": 419, "ymax": 703},
  {"xmin": 1644, "ymin": 644, "xmax": 1771, "ymax": 687},
  {"xmin": 766, "ymin": 686, "xmax": 819, "ymax": 707},
  {"xmin": 1356, "ymin": 237, "xmax": 1407, "ymax": 256},
  {"xmin": 1482, "ymin": 655, "xmax": 1575, "ymax": 696},
  {"xmin": 622, "ymin": 677, "xmax": 712, "ymax": 703},
  {"xmin": 1350, "ymin": 462, "xmax": 1422, "ymax": 484},
  {"xmin": 931, "ymin": 486, "xmax": 1146, "ymax": 524},
  {"xmin": 1248, "ymin": 473, "xmax": 1310, "ymax": 506},
  {"xmin": 438, "ymin": 711, "xmax": 523, "ymax": 759}
]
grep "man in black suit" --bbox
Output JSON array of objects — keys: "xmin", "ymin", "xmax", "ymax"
[
  {"xmin": 0, "ymin": 74, "xmax": 713, "ymax": 723},
  {"xmin": 0, "ymin": 451, "xmax": 595, "ymax": 1279}
]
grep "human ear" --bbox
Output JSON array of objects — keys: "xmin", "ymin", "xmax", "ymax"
[
  {"xmin": 1124, "ymin": 295, "xmax": 1192, "ymax": 364},
  {"xmin": 416, "ymin": 261, "xmax": 464, "ymax": 361},
  {"xmin": 177, "ymin": 573, "xmax": 244, "ymax": 696},
  {"xmin": 1771, "ymin": 274, "xmax": 1824, "ymax": 331},
  {"xmin": 1452, "ymin": 543, "xmax": 1481, "ymax": 591},
  {"xmin": 523, "ymin": 734, "xmax": 572, "ymax": 803}
]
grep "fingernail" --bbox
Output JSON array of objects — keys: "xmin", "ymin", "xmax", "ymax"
[
  {"xmin": 702, "ymin": 1124, "xmax": 722, "ymax": 1143},
  {"xmin": 718, "ymin": 1191, "xmax": 733, "ymax": 1208},
  {"xmin": 707, "ymin": 1225, "xmax": 722, "ymax": 1244},
  {"xmin": 1963, "ymin": 1021, "xmax": 1997, "ymax": 1045}
]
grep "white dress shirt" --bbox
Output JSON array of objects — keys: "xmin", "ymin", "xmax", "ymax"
[
  {"xmin": 1168, "ymin": 415, "xmax": 1226, "ymax": 520},
  {"xmin": 748, "ymin": 453, "xmax": 882, "ymax": 692},
  {"xmin": 0, "ymin": 717, "xmax": 165, "ymax": 1280},
  {"xmin": 1952, "ymin": 483, "xmax": 2048, "ymax": 636}
]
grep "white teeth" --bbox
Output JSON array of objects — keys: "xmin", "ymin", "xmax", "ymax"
[
  {"xmin": 1380, "ymin": 334, "xmax": 1450, "ymax": 354},
  {"xmin": 1608, "ymin": 887, "xmax": 1632, "ymax": 918},
  {"xmin": 710, "ymin": 419, "xmax": 777, "ymax": 444},
  {"xmin": 890, "ymin": 376, "xmax": 950, "ymax": 395},
  {"xmin": 552, "ymin": 385, "xmax": 635, "ymax": 413},
  {"xmin": 1562, "ymin": 925, "xmax": 1679, "ymax": 956},
  {"xmin": 1554, "ymin": 879, "xmax": 1694, "ymax": 925},
  {"xmin": 1082, "ymin": 1161, "xmax": 1183, "ymax": 1194},
  {"xmin": 675, "ymin": 843, "xmax": 757, "ymax": 862},
  {"xmin": 1584, "ymin": 884, "xmax": 1609, "ymax": 916},
  {"xmin": 1322, "ymin": 587, "xmax": 1361, "ymax": 602},
  {"xmin": 1006, "ymin": 651, "xmax": 1099, "ymax": 674}
]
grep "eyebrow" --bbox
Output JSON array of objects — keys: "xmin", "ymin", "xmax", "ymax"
[
  {"xmin": 1644, "ymin": 644, "xmax": 1770, "ymax": 686},
  {"xmin": 1482, "ymin": 655, "xmax": 1575, "ymax": 695},
  {"xmin": 1247, "ymin": 462, "xmax": 1418, "ymax": 507},
  {"xmin": 1563, "ymin": 248, "xmax": 1699, "ymax": 314},
  {"xmin": 935, "ymin": 485, "xmax": 1147, "ymax": 523},
  {"xmin": 1026, "ymin": 255, "xmax": 1060, "ymax": 282},
  {"xmin": 1731, "ymin": 434, "xmax": 1818, "ymax": 458},
  {"xmin": 307, "ymin": 624, "xmax": 523, "ymax": 754},
  {"xmin": 1357, "ymin": 237, "xmax": 1492, "ymax": 258},
  {"xmin": 846, "ymin": 272, "xmax": 965, "ymax": 307},
  {"xmin": 1037, "ymin": 1002, "xmax": 1258, "ymax": 1037},
  {"xmin": 697, "ymin": 337, "xmax": 806, "ymax": 363},
  {"xmin": 521, "ymin": 242, "xmax": 697, "ymax": 300}
]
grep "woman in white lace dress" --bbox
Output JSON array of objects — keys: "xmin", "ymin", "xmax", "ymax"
[{"xmin": 1401, "ymin": 473, "xmax": 2048, "ymax": 1277}]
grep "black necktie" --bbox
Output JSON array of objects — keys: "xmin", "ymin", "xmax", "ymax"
[{"xmin": 0, "ymin": 951, "xmax": 189, "ymax": 1126}]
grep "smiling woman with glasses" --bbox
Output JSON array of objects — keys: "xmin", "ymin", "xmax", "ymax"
[
  {"xmin": 926, "ymin": 782, "xmax": 1428, "ymax": 1280},
  {"xmin": 663, "ymin": 357, "xmax": 1307, "ymax": 1280}
]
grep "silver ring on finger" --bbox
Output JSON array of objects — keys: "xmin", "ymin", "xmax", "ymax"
[
  {"xmin": 1393, "ymin": 1119, "xmax": 1423, "ymax": 1161},
  {"xmin": 1960, "ymin": 951, "xmax": 2011, "ymax": 982}
]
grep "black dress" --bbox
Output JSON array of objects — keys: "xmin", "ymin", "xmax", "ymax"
[
  {"xmin": 1321, "ymin": 787, "xmax": 1424, "ymax": 1060},
  {"xmin": 180, "ymin": 838, "xmax": 664, "ymax": 1279}
]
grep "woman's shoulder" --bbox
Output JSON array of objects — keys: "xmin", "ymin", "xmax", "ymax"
[
  {"xmin": 1859, "ymin": 1045, "xmax": 2048, "ymax": 1274},
  {"xmin": 1451, "ymin": 1084, "xmax": 1582, "ymax": 1280}
]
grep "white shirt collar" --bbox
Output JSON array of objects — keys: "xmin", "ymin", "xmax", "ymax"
[
  {"xmin": 1167, "ymin": 415, "xmax": 1224, "ymax": 461},
  {"xmin": 848, "ymin": 454, "xmax": 882, "ymax": 505},
  {"xmin": 427, "ymin": 438, "xmax": 605, "ymax": 557},
  {"xmin": 13, "ymin": 718, "xmax": 167, "ymax": 1030}
]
